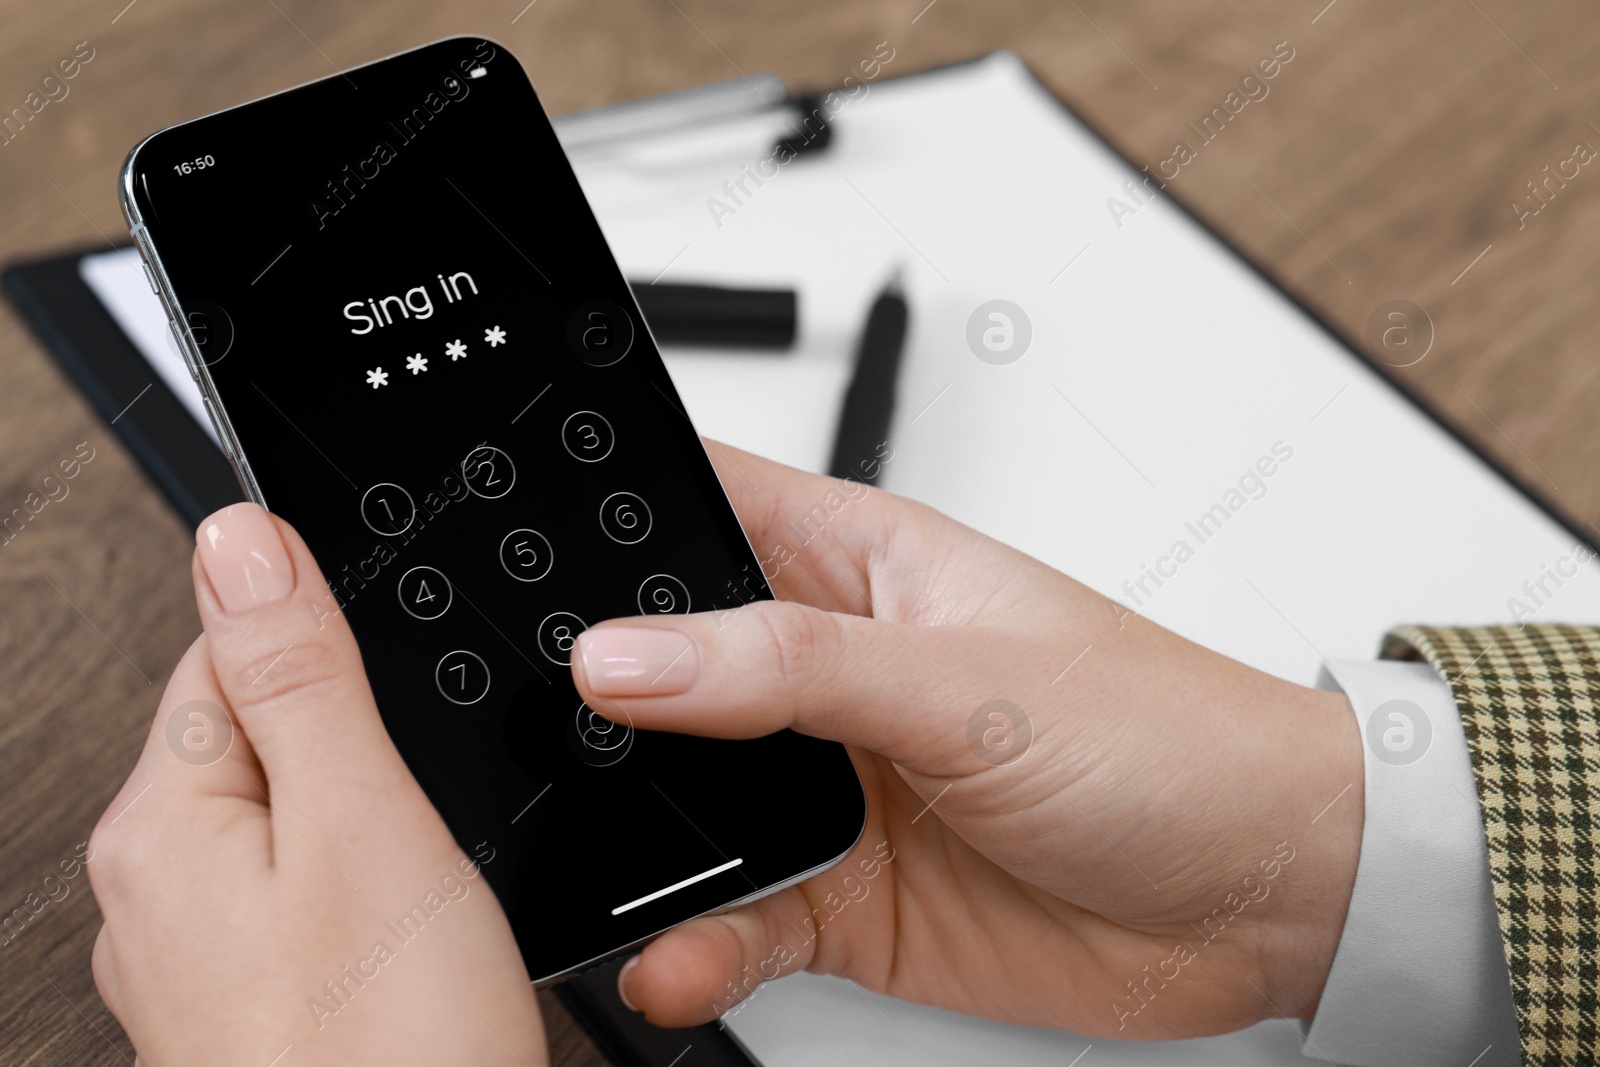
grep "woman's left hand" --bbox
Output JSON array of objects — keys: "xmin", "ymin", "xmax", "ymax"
[{"xmin": 89, "ymin": 503, "xmax": 546, "ymax": 1066}]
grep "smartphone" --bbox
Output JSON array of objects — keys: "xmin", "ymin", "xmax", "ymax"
[{"xmin": 120, "ymin": 36, "xmax": 865, "ymax": 984}]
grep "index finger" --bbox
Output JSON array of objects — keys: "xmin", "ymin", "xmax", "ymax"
[
  {"xmin": 91, "ymin": 634, "xmax": 272, "ymax": 902},
  {"xmin": 699, "ymin": 438, "xmax": 910, "ymax": 616}
]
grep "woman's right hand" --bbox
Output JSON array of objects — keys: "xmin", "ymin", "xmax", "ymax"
[{"xmin": 573, "ymin": 441, "xmax": 1364, "ymax": 1041}]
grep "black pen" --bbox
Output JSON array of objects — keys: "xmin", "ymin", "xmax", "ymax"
[{"xmin": 827, "ymin": 271, "xmax": 908, "ymax": 484}]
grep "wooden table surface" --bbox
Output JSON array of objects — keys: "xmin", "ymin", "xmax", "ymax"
[{"xmin": 2, "ymin": 0, "xmax": 1597, "ymax": 1062}]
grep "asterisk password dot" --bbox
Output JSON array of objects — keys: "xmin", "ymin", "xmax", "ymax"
[
  {"xmin": 366, "ymin": 368, "xmax": 388, "ymax": 389},
  {"xmin": 485, "ymin": 325, "xmax": 507, "ymax": 347}
]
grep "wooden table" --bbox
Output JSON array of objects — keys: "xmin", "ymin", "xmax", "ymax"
[{"xmin": 2, "ymin": 0, "xmax": 1596, "ymax": 1062}]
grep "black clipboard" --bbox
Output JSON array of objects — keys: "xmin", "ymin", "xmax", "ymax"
[{"xmin": 4, "ymin": 244, "xmax": 243, "ymax": 527}]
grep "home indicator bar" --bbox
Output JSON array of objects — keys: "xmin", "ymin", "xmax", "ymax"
[{"xmin": 611, "ymin": 858, "xmax": 745, "ymax": 916}]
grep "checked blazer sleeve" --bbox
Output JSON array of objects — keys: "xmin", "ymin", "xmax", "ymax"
[{"xmin": 1382, "ymin": 624, "xmax": 1600, "ymax": 1067}]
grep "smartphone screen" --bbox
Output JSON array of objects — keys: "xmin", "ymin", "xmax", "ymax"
[{"xmin": 122, "ymin": 37, "xmax": 864, "ymax": 983}]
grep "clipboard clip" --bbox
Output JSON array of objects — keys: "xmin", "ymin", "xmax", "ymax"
[{"xmin": 552, "ymin": 74, "xmax": 834, "ymax": 160}]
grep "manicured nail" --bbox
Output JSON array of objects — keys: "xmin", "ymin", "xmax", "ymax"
[
  {"xmin": 576, "ymin": 628, "xmax": 699, "ymax": 696},
  {"xmin": 196, "ymin": 504, "xmax": 294, "ymax": 614},
  {"xmin": 617, "ymin": 954, "xmax": 642, "ymax": 1012}
]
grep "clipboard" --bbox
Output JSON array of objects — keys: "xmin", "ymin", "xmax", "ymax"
[{"xmin": 4, "ymin": 244, "xmax": 240, "ymax": 526}]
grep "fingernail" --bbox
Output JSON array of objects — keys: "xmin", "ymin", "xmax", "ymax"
[
  {"xmin": 196, "ymin": 504, "xmax": 294, "ymax": 614},
  {"xmin": 617, "ymin": 954, "xmax": 642, "ymax": 1012},
  {"xmin": 576, "ymin": 627, "xmax": 699, "ymax": 696}
]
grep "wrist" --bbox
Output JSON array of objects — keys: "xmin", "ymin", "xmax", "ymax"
[{"xmin": 1257, "ymin": 684, "xmax": 1364, "ymax": 1021}]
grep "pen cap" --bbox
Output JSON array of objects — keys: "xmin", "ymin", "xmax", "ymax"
[{"xmin": 634, "ymin": 283, "xmax": 797, "ymax": 349}]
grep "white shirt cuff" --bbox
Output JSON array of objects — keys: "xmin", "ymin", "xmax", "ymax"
[{"xmin": 1302, "ymin": 659, "xmax": 1520, "ymax": 1067}]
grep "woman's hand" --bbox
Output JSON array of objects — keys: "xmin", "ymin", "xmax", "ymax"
[
  {"xmin": 577, "ymin": 441, "xmax": 1364, "ymax": 1041},
  {"xmin": 90, "ymin": 504, "xmax": 544, "ymax": 1066}
]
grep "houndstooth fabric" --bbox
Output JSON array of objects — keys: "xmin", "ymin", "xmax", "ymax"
[{"xmin": 1383, "ymin": 625, "xmax": 1600, "ymax": 1067}]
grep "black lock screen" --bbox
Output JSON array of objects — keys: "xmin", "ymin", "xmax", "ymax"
[{"xmin": 122, "ymin": 36, "xmax": 865, "ymax": 983}]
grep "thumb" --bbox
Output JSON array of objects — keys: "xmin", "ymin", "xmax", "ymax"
[
  {"xmin": 620, "ymin": 885, "xmax": 818, "ymax": 1027},
  {"xmin": 571, "ymin": 599, "xmax": 1014, "ymax": 775},
  {"xmin": 192, "ymin": 503, "xmax": 413, "ymax": 818}
]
